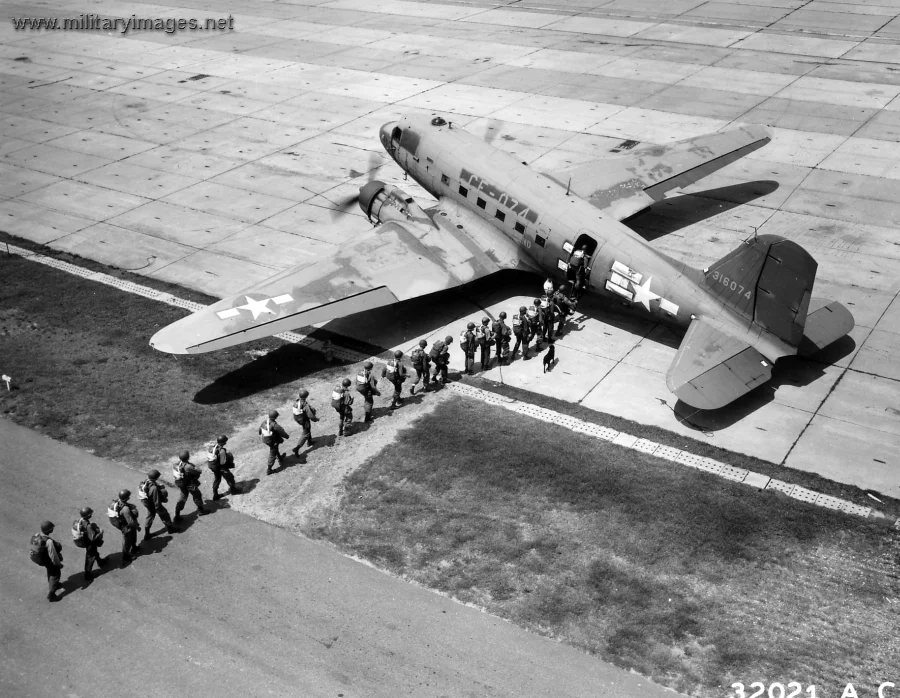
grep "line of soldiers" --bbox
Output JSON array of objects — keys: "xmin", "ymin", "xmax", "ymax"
[
  {"xmin": 257, "ymin": 282, "xmax": 582, "ymax": 471},
  {"xmin": 30, "ymin": 438, "xmax": 238, "ymax": 601},
  {"xmin": 257, "ymin": 338, "xmax": 459, "ymax": 464},
  {"xmin": 459, "ymin": 286, "xmax": 576, "ymax": 371}
]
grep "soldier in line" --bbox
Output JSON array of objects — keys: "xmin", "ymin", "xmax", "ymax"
[
  {"xmin": 431, "ymin": 336, "xmax": 453, "ymax": 385},
  {"xmin": 525, "ymin": 301, "xmax": 540, "ymax": 357},
  {"xmin": 72, "ymin": 507, "xmax": 106, "ymax": 580},
  {"xmin": 173, "ymin": 451, "xmax": 209, "ymax": 517},
  {"xmin": 493, "ymin": 312, "xmax": 511, "ymax": 366},
  {"xmin": 333, "ymin": 378, "xmax": 354, "ymax": 436},
  {"xmin": 383, "ymin": 350, "xmax": 408, "ymax": 409},
  {"xmin": 259, "ymin": 410, "xmax": 289, "ymax": 475},
  {"xmin": 208, "ymin": 435, "xmax": 239, "ymax": 499},
  {"xmin": 108, "ymin": 489, "xmax": 141, "ymax": 564},
  {"xmin": 139, "ymin": 469, "xmax": 175, "ymax": 538},
  {"xmin": 476, "ymin": 317, "xmax": 493, "ymax": 371},
  {"xmin": 356, "ymin": 360, "xmax": 380, "ymax": 423},
  {"xmin": 409, "ymin": 339, "xmax": 430, "ymax": 394},
  {"xmin": 553, "ymin": 284, "xmax": 576, "ymax": 337},
  {"xmin": 460, "ymin": 322, "xmax": 476, "ymax": 375},
  {"xmin": 540, "ymin": 295, "xmax": 554, "ymax": 344},
  {"xmin": 30, "ymin": 521, "xmax": 64, "ymax": 602},
  {"xmin": 290, "ymin": 391, "xmax": 319, "ymax": 456},
  {"xmin": 511, "ymin": 306, "xmax": 530, "ymax": 360}
]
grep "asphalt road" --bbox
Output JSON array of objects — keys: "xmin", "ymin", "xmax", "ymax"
[{"xmin": 0, "ymin": 418, "xmax": 678, "ymax": 698}]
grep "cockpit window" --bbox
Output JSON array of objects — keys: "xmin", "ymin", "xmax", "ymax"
[{"xmin": 399, "ymin": 128, "xmax": 420, "ymax": 157}]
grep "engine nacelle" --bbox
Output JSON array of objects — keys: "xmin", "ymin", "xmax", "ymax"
[{"xmin": 358, "ymin": 181, "xmax": 429, "ymax": 225}]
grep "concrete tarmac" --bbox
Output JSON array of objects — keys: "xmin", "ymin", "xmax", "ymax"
[
  {"xmin": 2, "ymin": 0, "xmax": 899, "ymax": 495},
  {"xmin": 0, "ymin": 418, "xmax": 677, "ymax": 698}
]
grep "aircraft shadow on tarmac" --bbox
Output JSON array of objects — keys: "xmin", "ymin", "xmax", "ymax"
[
  {"xmin": 673, "ymin": 334, "xmax": 857, "ymax": 432},
  {"xmin": 626, "ymin": 181, "xmax": 779, "ymax": 242},
  {"xmin": 192, "ymin": 271, "xmax": 539, "ymax": 404}
]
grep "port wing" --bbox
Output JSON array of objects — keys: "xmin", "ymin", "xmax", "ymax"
[{"xmin": 151, "ymin": 214, "xmax": 511, "ymax": 354}]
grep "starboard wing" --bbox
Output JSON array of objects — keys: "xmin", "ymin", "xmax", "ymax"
[
  {"xmin": 547, "ymin": 125, "xmax": 771, "ymax": 220},
  {"xmin": 666, "ymin": 317, "xmax": 773, "ymax": 410},
  {"xmin": 151, "ymin": 213, "xmax": 515, "ymax": 354}
]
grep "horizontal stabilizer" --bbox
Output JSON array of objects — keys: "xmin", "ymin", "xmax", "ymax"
[
  {"xmin": 667, "ymin": 318, "xmax": 772, "ymax": 410},
  {"xmin": 798, "ymin": 299, "xmax": 855, "ymax": 356}
]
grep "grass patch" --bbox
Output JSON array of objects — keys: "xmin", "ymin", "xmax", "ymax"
[
  {"xmin": 307, "ymin": 398, "xmax": 900, "ymax": 697},
  {"xmin": 460, "ymin": 375, "xmax": 900, "ymax": 516}
]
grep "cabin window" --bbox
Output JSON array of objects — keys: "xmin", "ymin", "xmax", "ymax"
[
  {"xmin": 515, "ymin": 221, "xmax": 525, "ymax": 234},
  {"xmin": 535, "ymin": 235, "xmax": 546, "ymax": 248},
  {"xmin": 495, "ymin": 210, "xmax": 505, "ymax": 222},
  {"xmin": 459, "ymin": 185, "xmax": 468, "ymax": 197},
  {"xmin": 441, "ymin": 174, "xmax": 449, "ymax": 185},
  {"xmin": 477, "ymin": 197, "xmax": 486, "ymax": 209}
]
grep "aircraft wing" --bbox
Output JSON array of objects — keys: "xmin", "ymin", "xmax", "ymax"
[
  {"xmin": 666, "ymin": 317, "xmax": 773, "ymax": 410},
  {"xmin": 151, "ymin": 212, "xmax": 513, "ymax": 354},
  {"xmin": 548, "ymin": 125, "xmax": 771, "ymax": 220}
]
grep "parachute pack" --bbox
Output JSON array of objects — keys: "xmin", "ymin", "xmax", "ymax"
[
  {"xmin": 29, "ymin": 533, "xmax": 47, "ymax": 565},
  {"xmin": 71, "ymin": 519, "xmax": 87, "ymax": 548}
]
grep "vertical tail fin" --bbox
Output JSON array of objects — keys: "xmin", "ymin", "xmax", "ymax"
[{"xmin": 704, "ymin": 234, "xmax": 816, "ymax": 347}]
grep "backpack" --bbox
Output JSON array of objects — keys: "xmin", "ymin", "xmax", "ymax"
[
  {"xmin": 71, "ymin": 519, "xmax": 87, "ymax": 548},
  {"xmin": 107, "ymin": 499, "xmax": 125, "ymax": 530},
  {"xmin": 29, "ymin": 533, "xmax": 48, "ymax": 565},
  {"xmin": 260, "ymin": 417, "xmax": 274, "ymax": 445},
  {"xmin": 356, "ymin": 369, "xmax": 370, "ymax": 394}
]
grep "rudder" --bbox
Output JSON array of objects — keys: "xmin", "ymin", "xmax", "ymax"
[{"xmin": 704, "ymin": 234, "xmax": 816, "ymax": 347}]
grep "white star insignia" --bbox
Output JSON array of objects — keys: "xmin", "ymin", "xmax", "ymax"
[
  {"xmin": 238, "ymin": 295, "xmax": 276, "ymax": 320},
  {"xmin": 630, "ymin": 276, "xmax": 660, "ymax": 311}
]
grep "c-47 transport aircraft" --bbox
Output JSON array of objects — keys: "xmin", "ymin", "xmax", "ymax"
[{"xmin": 151, "ymin": 114, "xmax": 854, "ymax": 410}]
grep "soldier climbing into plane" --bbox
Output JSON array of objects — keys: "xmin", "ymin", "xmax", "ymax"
[{"xmin": 567, "ymin": 244, "xmax": 592, "ymax": 300}]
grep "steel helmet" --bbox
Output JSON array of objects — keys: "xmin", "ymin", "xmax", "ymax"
[
  {"xmin": 179, "ymin": 450, "xmax": 190, "ymax": 461},
  {"xmin": 467, "ymin": 322, "xmax": 475, "ymax": 330},
  {"xmin": 268, "ymin": 409, "xmax": 279, "ymax": 419},
  {"xmin": 40, "ymin": 521, "xmax": 54, "ymax": 533},
  {"xmin": 298, "ymin": 389, "xmax": 309, "ymax": 399},
  {"xmin": 148, "ymin": 469, "xmax": 161, "ymax": 479},
  {"xmin": 418, "ymin": 339, "xmax": 427, "ymax": 347},
  {"xmin": 118, "ymin": 489, "xmax": 131, "ymax": 501},
  {"xmin": 481, "ymin": 317, "xmax": 489, "ymax": 324},
  {"xmin": 80, "ymin": 507, "xmax": 93, "ymax": 518},
  {"xmin": 445, "ymin": 335, "xmax": 453, "ymax": 344},
  {"xmin": 394, "ymin": 350, "xmax": 403, "ymax": 359},
  {"xmin": 499, "ymin": 311, "xmax": 506, "ymax": 319},
  {"xmin": 363, "ymin": 360, "xmax": 373, "ymax": 369},
  {"xmin": 342, "ymin": 378, "xmax": 352, "ymax": 387}
]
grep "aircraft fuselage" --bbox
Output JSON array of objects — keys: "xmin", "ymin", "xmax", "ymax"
[{"xmin": 381, "ymin": 115, "xmax": 794, "ymax": 362}]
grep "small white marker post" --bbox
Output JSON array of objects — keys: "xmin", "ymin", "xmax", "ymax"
[{"xmin": 2, "ymin": 374, "xmax": 10, "ymax": 391}]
